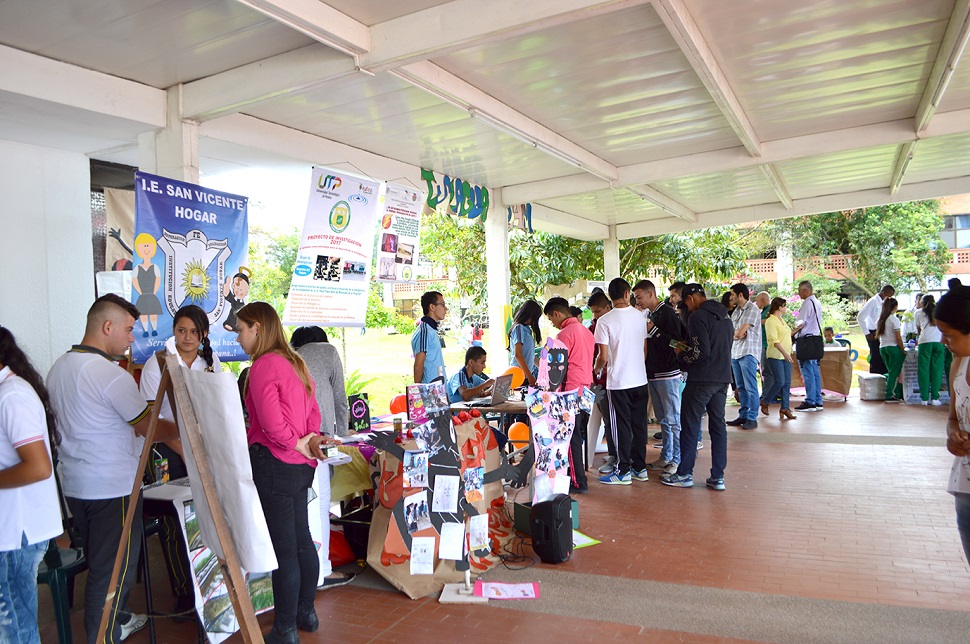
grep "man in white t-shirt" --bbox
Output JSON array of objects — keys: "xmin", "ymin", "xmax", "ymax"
[
  {"xmin": 593, "ymin": 278, "xmax": 649, "ymax": 485},
  {"xmin": 47, "ymin": 294, "xmax": 178, "ymax": 644}
]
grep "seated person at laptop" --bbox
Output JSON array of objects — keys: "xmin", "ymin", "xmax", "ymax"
[{"xmin": 448, "ymin": 346, "xmax": 495, "ymax": 403}]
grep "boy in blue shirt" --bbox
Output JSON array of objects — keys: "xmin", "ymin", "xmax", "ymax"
[
  {"xmin": 448, "ymin": 346, "xmax": 495, "ymax": 403},
  {"xmin": 412, "ymin": 291, "xmax": 448, "ymax": 383}
]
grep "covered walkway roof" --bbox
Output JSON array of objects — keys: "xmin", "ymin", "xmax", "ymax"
[{"xmin": 3, "ymin": 0, "xmax": 970, "ymax": 240}]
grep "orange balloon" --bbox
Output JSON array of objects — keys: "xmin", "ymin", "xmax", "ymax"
[
  {"xmin": 389, "ymin": 394, "xmax": 407, "ymax": 415},
  {"xmin": 507, "ymin": 421, "xmax": 530, "ymax": 448},
  {"xmin": 504, "ymin": 366, "xmax": 526, "ymax": 389}
]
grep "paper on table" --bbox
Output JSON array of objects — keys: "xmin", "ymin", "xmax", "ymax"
[
  {"xmin": 552, "ymin": 470, "xmax": 571, "ymax": 496},
  {"xmin": 438, "ymin": 522, "xmax": 464, "ymax": 560},
  {"xmin": 533, "ymin": 472, "xmax": 553, "ymax": 503},
  {"xmin": 469, "ymin": 514, "xmax": 489, "ymax": 551},
  {"xmin": 410, "ymin": 536, "xmax": 435, "ymax": 575},
  {"xmin": 337, "ymin": 433, "xmax": 373, "ymax": 443},
  {"xmin": 431, "ymin": 475, "xmax": 459, "ymax": 513},
  {"xmin": 473, "ymin": 580, "xmax": 540, "ymax": 600}
]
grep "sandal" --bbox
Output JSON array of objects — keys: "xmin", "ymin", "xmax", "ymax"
[{"xmin": 318, "ymin": 571, "xmax": 357, "ymax": 590}]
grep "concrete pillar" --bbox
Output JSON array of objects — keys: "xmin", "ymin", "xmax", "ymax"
[
  {"xmin": 776, "ymin": 241, "xmax": 794, "ymax": 293},
  {"xmin": 485, "ymin": 189, "xmax": 510, "ymax": 368},
  {"xmin": 138, "ymin": 85, "xmax": 199, "ymax": 182},
  {"xmin": 604, "ymin": 224, "xmax": 620, "ymax": 282},
  {"xmin": 0, "ymin": 140, "xmax": 92, "ymax": 375}
]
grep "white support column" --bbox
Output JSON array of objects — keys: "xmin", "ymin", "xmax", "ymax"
[
  {"xmin": 604, "ymin": 225, "xmax": 620, "ymax": 282},
  {"xmin": 776, "ymin": 243, "xmax": 794, "ymax": 293},
  {"xmin": 138, "ymin": 85, "xmax": 200, "ymax": 183},
  {"xmin": 485, "ymin": 189, "xmax": 510, "ymax": 368}
]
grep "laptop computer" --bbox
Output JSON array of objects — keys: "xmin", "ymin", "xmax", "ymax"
[{"xmin": 468, "ymin": 373, "xmax": 513, "ymax": 406}]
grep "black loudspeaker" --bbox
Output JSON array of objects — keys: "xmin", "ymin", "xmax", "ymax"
[{"xmin": 530, "ymin": 494, "xmax": 573, "ymax": 564}]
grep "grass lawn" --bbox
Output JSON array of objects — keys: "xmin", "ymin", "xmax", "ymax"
[{"xmin": 335, "ymin": 327, "xmax": 493, "ymax": 415}]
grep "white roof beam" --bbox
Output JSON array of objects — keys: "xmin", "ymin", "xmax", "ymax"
[
  {"xmin": 398, "ymin": 61, "xmax": 619, "ymax": 182},
  {"xmin": 529, "ymin": 204, "xmax": 610, "ymax": 241},
  {"xmin": 760, "ymin": 164, "xmax": 792, "ymax": 210},
  {"xmin": 182, "ymin": 45, "xmax": 356, "ymax": 121},
  {"xmin": 889, "ymin": 141, "xmax": 918, "ymax": 196},
  {"xmin": 192, "ymin": 0, "xmax": 647, "ymax": 120},
  {"xmin": 505, "ymin": 113, "xmax": 970, "ymax": 203},
  {"xmin": 914, "ymin": 0, "xmax": 970, "ymax": 132},
  {"xmin": 616, "ymin": 175, "xmax": 970, "ymax": 239},
  {"xmin": 626, "ymin": 186, "xmax": 697, "ymax": 222},
  {"xmin": 0, "ymin": 44, "xmax": 165, "ymax": 128},
  {"xmin": 651, "ymin": 0, "xmax": 761, "ymax": 156},
  {"xmin": 231, "ymin": 0, "xmax": 370, "ymax": 56},
  {"xmin": 365, "ymin": 0, "xmax": 650, "ymax": 72},
  {"xmin": 200, "ymin": 114, "xmax": 424, "ymax": 187}
]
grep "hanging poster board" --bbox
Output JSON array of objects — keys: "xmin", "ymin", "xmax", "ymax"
[
  {"xmin": 131, "ymin": 171, "xmax": 249, "ymax": 363},
  {"xmin": 282, "ymin": 168, "xmax": 381, "ymax": 326},
  {"xmin": 375, "ymin": 184, "xmax": 423, "ymax": 283}
]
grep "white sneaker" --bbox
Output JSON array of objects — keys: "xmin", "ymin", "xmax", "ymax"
[
  {"xmin": 697, "ymin": 442, "xmax": 704, "ymax": 450},
  {"xmin": 932, "ymin": 399, "xmax": 945, "ymax": 406},
  {"xmin": 120, "ymin": 614, "xmax": 148, "ymax": 641},
  {"xmin": 922, "ymin": 401, "xmax": 930, "ymax": 406},
  {"xmin": 598, "ymin": 456, "xmax": 617, "ymax": 474},
  {"xmin": 664, "ymin": 462, "xmax": 679, "ymax": 475}
]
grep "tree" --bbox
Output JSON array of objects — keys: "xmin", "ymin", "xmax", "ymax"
[
  {"xmin": 620, "ymin": 227, "xmax": 748, "ymax": 284},
  {"xmin": 765, "ymin": 201, "xmax": 948, "ymax": 296},
  {"xmin": 246, "ymin": 225, "xmax": 300, "ymax": 303},
  {"xmin": 420, "ymin": 211, "xmax": 748, "ymax": 303}
]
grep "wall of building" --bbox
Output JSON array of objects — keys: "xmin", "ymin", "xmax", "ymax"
[{"xmin": 0, "ymin": 139, "xmax": 93, "ymax": 375}]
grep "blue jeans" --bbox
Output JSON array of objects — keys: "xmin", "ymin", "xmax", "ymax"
[
  {"xmin": 648, "ymin": 379, "xmax": 682, "ymax": 464},
  {"xmin": 0, "ymin": 534, "xmax": 48, "ymax": 644},
  {"xmin": 678, "ymin": 381, "xmax": 728, "ymax": 479},
  {"xmin": 800, "ymin": 359, "xmax": 822, "ymax": 406},
  {"xmin": 955, "ymin": 493, "xmax": 970, "ymax": 566},
  {"xmin": 731, "ymin": 355, "xmax": 760, "ymax": 420},
  {"xmin": 250, "ymin": 444, "xmax": 319, "ymax": 632},
  {"xmin": 761, "ymin": 358, "xmax": 792, "ymax": 410}
]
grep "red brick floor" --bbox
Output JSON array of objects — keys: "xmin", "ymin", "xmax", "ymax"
[{"xmin": 39, "ymin": 396, "xmax": 969, "ymax": 642}]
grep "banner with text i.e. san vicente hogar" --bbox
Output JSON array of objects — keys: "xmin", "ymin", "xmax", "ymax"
[
  {"xmin": 132, "ymin": 171, "xmax": 249, "ymax": 364},
  {"xmin": 283, "ymin": 168, "xmax": 381, "ymax": 326}
]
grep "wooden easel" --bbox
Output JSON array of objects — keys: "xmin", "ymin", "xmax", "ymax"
[{"xmin": 96, "ymin": 353, "xmax": 263, "ymax": 643}]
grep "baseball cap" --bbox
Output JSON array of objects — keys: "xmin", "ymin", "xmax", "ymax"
[{"xmin": 681, "ymin": 283, "xmax": 705, "ymax": 299}]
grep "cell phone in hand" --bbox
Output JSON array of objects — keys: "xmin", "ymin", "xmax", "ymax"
[{"xmin": 668, "ymin": 339, "xmax": 688, "ymax": 352}]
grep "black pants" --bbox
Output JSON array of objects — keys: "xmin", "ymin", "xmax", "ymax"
[
  {"xmin": 66, "ymin": 495, "xmax": 143, "ymax": 644},
  {"xmin": 570, "ymin": 410, "xmax": 589, "ymax": 489},
  {"xmin": 867, "ymin": 334, "xmax": 888, "ymax": 374},
  {"xmin": 679, "ymin": 382, "xmax": 728, "ymax": 479},
  {"xmin": 250, "ymin": 444, "xmax": 318, "ymax": 631},
  {"xmin": 606, "ymin": 385, "xmax": 649, "ymax": 475}
]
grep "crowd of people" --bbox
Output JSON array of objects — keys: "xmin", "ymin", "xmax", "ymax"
[{"xmin": 3, "ymin": 277, "xmax": 970, "ymax": 643}]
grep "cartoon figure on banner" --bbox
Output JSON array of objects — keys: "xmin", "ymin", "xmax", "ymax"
[
  {"xmin": 536, "ymin": 338, "xmax": 569, "ymax": 390},
  {"xmin": 157, "ymin": 228, "xmax": 234, "ymax": 327},
  {"xmin": 222, "ymin": 268, "xmax": 250, "ymax": 332},
  {"xmin": 133, "ymin": 233, "xmax": 163, "ymax": 337}
]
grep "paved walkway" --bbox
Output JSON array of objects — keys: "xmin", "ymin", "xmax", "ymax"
[{"xmin": 41, "ymin": 394, "xmax": 970, "ymax": 642}]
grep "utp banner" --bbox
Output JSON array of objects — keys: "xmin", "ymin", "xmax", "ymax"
[
  {"xmin": 283, "ymin": 168, "xmax": 381, "ymax": 326},
  {"xmin": 132, "ymin": 171, "xmax": 249, "ymax": 364}
]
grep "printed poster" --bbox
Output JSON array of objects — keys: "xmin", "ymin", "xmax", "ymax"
[
  {"xmin": 132, "ymin": 171, "xmax": 249, "ymax": 363},
  {"xmin": 376, "ymin": 184, "xmax": 423, "ymax": 283},
  {"xmin": 283, "ymin": 168, "xmax": 381, "ymax": 326}
]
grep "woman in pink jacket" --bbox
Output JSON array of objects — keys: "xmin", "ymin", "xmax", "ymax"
[{"xmin": 236, "ymin": 302, "xmax": 322, "ymax": 644}]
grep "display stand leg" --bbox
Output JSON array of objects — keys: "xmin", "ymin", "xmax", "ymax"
[{"xmin": 439, "ymin": 568, "xmax": 487, "ymax": 604}]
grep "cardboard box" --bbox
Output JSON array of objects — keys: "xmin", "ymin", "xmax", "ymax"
[{"xmin": 858, "ymin": 373, "xmax": 886, "ymax": 401}]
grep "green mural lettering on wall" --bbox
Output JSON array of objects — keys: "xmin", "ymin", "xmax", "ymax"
[{"xmin": 420, "ymin": 168, "xmax": 489, "ymax": 221}]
